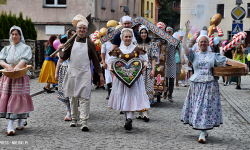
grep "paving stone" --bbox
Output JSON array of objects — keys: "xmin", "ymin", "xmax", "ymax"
[{"xmin": 0, "ymin": 77, "xmax": 250, "ymax": 149}]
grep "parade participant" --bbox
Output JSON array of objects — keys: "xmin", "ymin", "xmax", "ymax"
[
  {"xmin": 55, "ymin": 29, "xmax": 76, "ymax": 121},
  {"xmin": 111, "ymin": 15, "xmax": 138, "ymax": 114},
  {"xmin": 163, "ymin": 27, "xmax": 181, "ymax": 102},
  {"xmin": 136, "ymin": 25, "xmax": 158, "ymax": 122},
  {"xmin": 38, "ymin": 35, "xmax": 58, "ymax": 93},
  {"xmin": 0, "ymin": 25, "xmax": 34, "ymax": 136},
  {"xmin": 233, "ymin": 45, "xmax": 245, "ymax": 89},
  {"xmin": 58, "ymin": 14, "xmax": 104, "ymax": 131},
  {"xmin": 181, "ymin": 21, "xmax": 248, "ymax": 144},
  {"xmin": 101, "ymin": 27, "xmax": 115, "ymax": 99},
  {"xmin": 108, "ymin": 28, "xmax": 150, "ymax": 131},
  {"xmin": 111, "ymin": 15, "xmax": 139, "ymax": 49},
  {"xmin": 223, "ymin": 41, "xmax": 235, "ymax": 86}
]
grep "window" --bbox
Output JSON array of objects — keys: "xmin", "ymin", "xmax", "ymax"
[
  {"xmin": 196, "ymin": 5, "xmax": 204, "ymax": 19},
  {"xmin": 43, "ymin": 0, "xmax": 66, "ymax": 7},
  {"xmin": 151, "ymin": 3, "xmax": 153, "ymax": 18},
  {"xmin": 111, "ymin": 0, "xmax": 114, "ymax": 12},
  {"xmin": 133, "ymin": 0, "xmax": 137, "ymax": 16},
  {"xmin": 101, "ymin": 0, "xmax": 105, "ymax": 9},
  {"xmin": 247, "ymin": 3, "xmax": 250, "ymax": 17},
  {"xmin": 141, "ymin": 0, "xmax": 144, "ymax": 16},
  {"xmin": 173, "ymin": 1, "xmax": 176, "ymax": 7},
  {"xmin": 217, "ymin": 4, "xmax": 225, "ymax": 18},
  {"xmin": 227, "ymin": 31, "xmax": 233, "ymax": 40},
  {"xmin": 0, "ymin": 0, "xmax": 7, "ymax": 4}
]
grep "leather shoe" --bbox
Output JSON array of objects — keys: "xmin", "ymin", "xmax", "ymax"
[{"xmin": 124, "ymin": 118, "xmax": 132, "ymax": 131}]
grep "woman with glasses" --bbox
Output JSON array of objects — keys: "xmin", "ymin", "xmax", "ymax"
[{"xmin": 181, "ymin": 21, "xmax": 248, "ymax": 143}]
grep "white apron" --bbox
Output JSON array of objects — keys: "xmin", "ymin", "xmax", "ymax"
[
  {"xmin": 103, "ymin": 42, "xmax": 112, "ymax": 84},
  {"xmin": 63, "ymin": 38, "xmax": 91, "ymax": 99}
]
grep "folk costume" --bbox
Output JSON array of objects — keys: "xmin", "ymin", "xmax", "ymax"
[
  {"xmin": 181, "ymin": 35, "xmax": 227, "ymax": 143},
  {"xmin": 0, "ymin": 26, "xmax": 33, "ymax": 135},
  {"xmin": 136, "ymin": 25, "xmax": 158, "ymax": 121},
  {"xmin": 108, "ymin": 28, "xmax": 150, "ymax": 130},
  {"xmin": 38, "ymin": 38, "xmax": 58, "ymax": 85},
  {"xmin": 60, "ymin": 14, "xmax": 100, "ymax": 131},
  {"xmin": 56, "ymin": 32, "xmax": 73, "ymax": 121},
  {"xmin": 164, "ymin": 27, "xmax": 180, "ymax": 101}
]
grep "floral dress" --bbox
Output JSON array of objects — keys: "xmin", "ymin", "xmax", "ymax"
[
  {"xmin": 181, "ymin": 49, "xmax": 227, "ymax": 130},
  {"xmin": 138, "ymin": 42, "xmax": 158, "ymax": 103}
]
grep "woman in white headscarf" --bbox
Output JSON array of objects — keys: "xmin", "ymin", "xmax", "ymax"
[
  {"xmin": 181, "ymin": 21, "xmax": 248, "ymax": 144},
  {"xmin": 108, "ymin": 28, "xmax": 150, "ymax": 131},
  {"xmin": 0, "ymin": 25, "xmax": 33, "ymax": 136},
  {"xmin": 136, "ymin": 25, "xmax": 158, "ymax": 122}
]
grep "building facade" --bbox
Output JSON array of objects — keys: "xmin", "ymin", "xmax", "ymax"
[
  {"xmin": 180, "ymin": 0, "xmax": 250, "ymax": 44},
  {"xmin": 139, "ymin": 0, "xmax": 158, "ymax": 24},
  {"xmin": 94, "ymin": 0, "xmax": 140, "ymax": 29},
  {"xmin": 0, "ymin": 0, "xmax": 140, "ymax": 40}
]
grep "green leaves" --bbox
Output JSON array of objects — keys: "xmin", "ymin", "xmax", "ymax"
[
  {"xmin": 158, "ymin": 0, "xmax": 180, "ymax": 27},
  {"xmin": 0, "ymin": 11, "xmax": 37, "ymax": 40}
]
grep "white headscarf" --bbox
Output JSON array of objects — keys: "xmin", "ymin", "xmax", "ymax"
[
  {"xmin": 166, "ymin": 27, "xmax": 173, "ymax": 33},
  {"xmin": 9, "ymin": 25, "xmax": 25, "ymax": 45},
  {"xmin": 139, "ymin": 25, "xmax": 148, "ymax": 33},
  {"xmin": 197, "ymin": 35, "xmax": 210, "ymax": 43}
]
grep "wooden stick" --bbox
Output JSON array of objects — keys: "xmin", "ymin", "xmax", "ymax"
[{"xmin": 49, "ymin": 33, "xmax": 78, "ymax": 58}]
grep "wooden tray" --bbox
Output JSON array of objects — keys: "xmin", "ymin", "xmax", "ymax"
[
  {"xmin": 0, "ymin": 65, "xmax": 32, "ymax": 79},
  {"xmin": 212, "ymin": 66, "xmax": 245, "ymax": 76}
]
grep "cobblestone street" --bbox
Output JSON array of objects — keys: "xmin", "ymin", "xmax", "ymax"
[{"xmin": 0, "ymin": 76, "xmax": 250, "ymax": 149}]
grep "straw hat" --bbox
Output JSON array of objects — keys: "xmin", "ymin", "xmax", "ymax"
[{"xmin": 0, "ymin": 65, "xmax": 32, "ymax": 79}]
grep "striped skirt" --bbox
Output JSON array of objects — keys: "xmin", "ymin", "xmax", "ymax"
[{"xmin": 0, "ymin": 75, "xmax": 34, "ymax": 119}]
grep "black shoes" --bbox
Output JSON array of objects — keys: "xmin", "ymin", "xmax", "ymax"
[
  {"xmin": 124, "ymin": 118, "xmax": 132, "ymax": 131},
  {"xmin": 43, "ymin": 87, "xmax": 55, "ymax": 93}
]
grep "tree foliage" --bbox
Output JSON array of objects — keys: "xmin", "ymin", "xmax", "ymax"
[
  {"xmin": 0, "ymin": 11, "xmax": 37, "ymax": 40},
  {"xmin": 158, "ymin": 0, "xmax": 180, "ymax": 27}
]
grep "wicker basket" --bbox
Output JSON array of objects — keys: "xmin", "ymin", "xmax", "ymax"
[
  {"xmin": 212, "ymin": 66, "xmax": 245, "ymax": 76},
  {"xmin": 0, "ymin": 65, "xmax": 32, "ymax": 79}
]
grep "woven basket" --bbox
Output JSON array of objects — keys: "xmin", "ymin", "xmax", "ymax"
[
  {"xmin": 212, "ymin": 66, "xmax": 245, "ymax": 76},
  {"xmin": 0, "ymin": 65, "xmax": 32, "ymax": 79}
]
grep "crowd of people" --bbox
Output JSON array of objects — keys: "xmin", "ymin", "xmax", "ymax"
[{"xmin": 0, "ymin": 14, "xmax": 248, "ymax": 145}]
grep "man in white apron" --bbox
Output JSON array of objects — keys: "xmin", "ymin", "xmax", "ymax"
[{"xmin": 59, "ymin": 14, "xmax": 104, "ymax": 131}]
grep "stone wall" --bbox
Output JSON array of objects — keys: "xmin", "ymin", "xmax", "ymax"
[{"xmin": 0, "ymin": 39, "xmax": 36, "ymax": 78}]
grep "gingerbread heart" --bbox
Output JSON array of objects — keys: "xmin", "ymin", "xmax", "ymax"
[{"xmin": 112, "ymin": 58, "xmax": 143, "ymax": 88}]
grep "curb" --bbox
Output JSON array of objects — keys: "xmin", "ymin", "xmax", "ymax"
[{"xmin": 220, "ymin": 91, "xmax": 250, "ymax": 124}]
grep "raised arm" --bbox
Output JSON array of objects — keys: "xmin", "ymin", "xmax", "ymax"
[{"xmin": 182, "ymin": 21, "xmax": 191, "ymax": 56}]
